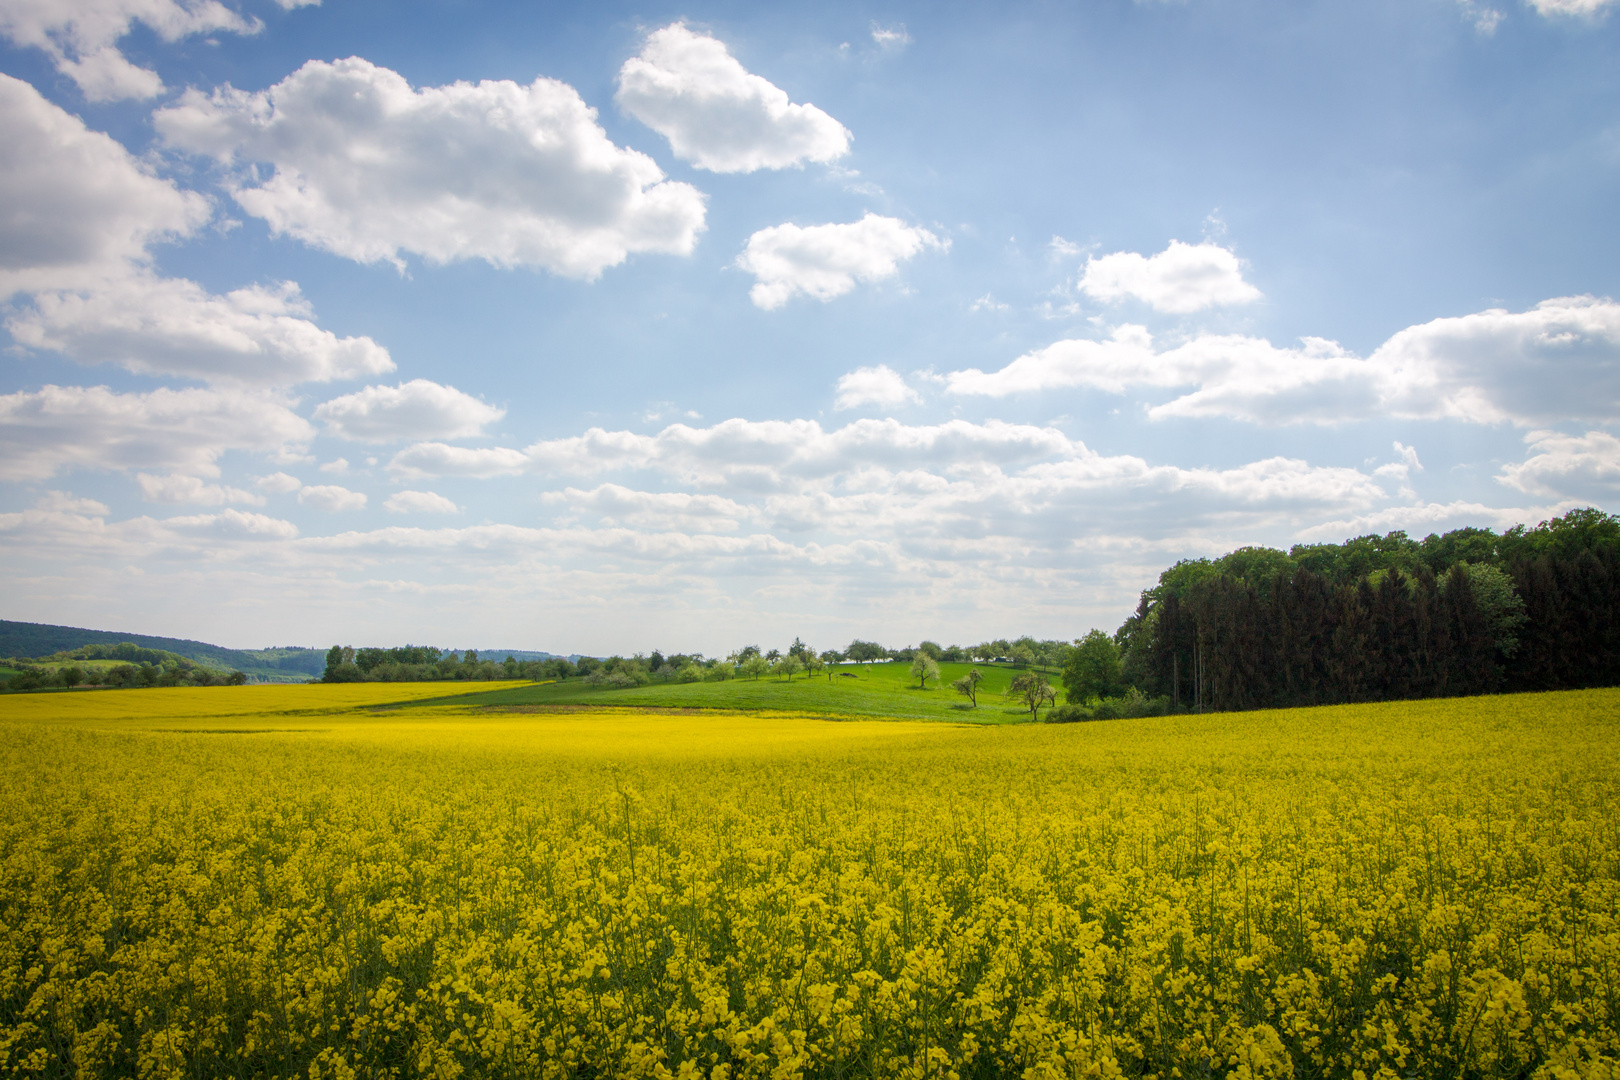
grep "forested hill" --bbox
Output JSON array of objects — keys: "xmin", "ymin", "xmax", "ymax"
[
  {"xmin": 1116, "ymin": 507, "xmax": 1619, "ymax": 712},
  {"xmin": 0, "ymin": 621, "xmax": 324, "ymax": 681}
]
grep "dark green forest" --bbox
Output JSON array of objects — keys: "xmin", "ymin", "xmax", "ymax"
[{"xmin": 1112, "ymin": 506, "xmax": 1619, "ymax": 712}]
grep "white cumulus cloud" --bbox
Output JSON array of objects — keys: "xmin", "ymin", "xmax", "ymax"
[
  {"xmin": 314, "ymin": 379, "xmax": 504, "ymax": 443},
  {"xmin": 1368, "ymin": 295, "xmax": 1620, "ymax": 425},
  {"xmin": 1077, "ymin": 240, "xmax": 1262, "ymax": 314},
  {"xmin": 616, "ymin": 22, "xmax": 851, "ymax": 173},
  {"xmin": 136, "ymin": 473, "xmax": 265, "ymax": 505},
  {"xmin": 834, "ymin": 365, "xmax": 920, "ymax": 410},
  {"xmin": 1497, "ymin": 430, "xmax": 1620, "ymax": 498},
  {"xmin": 255, "ymin": 471, "xmax": 302, "ymax": 494},
  {"xmin": 0, "ymin": 73, "xmax": 209, "ymax": 297},
  {"xmin": 156, "ymin": 57, "xmax": 708, "ymax": 278},
  {"xmin": 297, "ymin": 484, "xmax": 367, "ymax": 512},
  {"xmin": 0, "ymin": 74, "xmax": 392, "ymax": 388},
  {"xmin": 8, "ymin": 274, "xmax": 394, "ymax": 387},
  {"xmin": 164, "ymin": 507, "xmax": 300, "ymax": 540},
  {"xmin": 0, "ymin": 0, "xmax": 259, "ymax": 101},
  {"xmin": 0, "ymin": 384, "xmax": 311, "ymax": 481},
  {"xmin": 737, "ymin": 213, "xmax": 944, "ymax": 309},
  {"xmin": 946, "ymin": 296, "xmax": 1620, "ymax": 427},
  {"xmin": 35, "ymin": 490, "xmax": 110, "ymax": 516},
  {"xmin": 1526, "ymin": 0, "xmax": 1616, "ymax": 17},
  {"xmin": 870, "ymin": 23, "xmax": 911, "ymax": 50},
  {"xmin": 387, "ymin": 444, "xmax": 532, "ymax": 481},
  {"xmin": 545, "ymin": 484, "xmax": 749, "ymax": 533},
  {"xmin": 389, "ymin": 417, "xmax": 1139, "ymax": 489},
  {"xmin": 383, "ymin": 489, "xmax": 460, "ymax": 515}
]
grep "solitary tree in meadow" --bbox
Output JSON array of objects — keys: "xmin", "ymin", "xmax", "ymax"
[
  {"xmin": 1008, "ymin": 672, "xmax": 1056, "ymax": 721},
  {"xmin": 819, "ymin": 650, "xmax": 843, "ymax": 679},
  {"xmin": 910, "ymin": 654, "xmax": 941, "ymax": 689},
  {"xmin": 952, "ymin": 667, "xmax": 983, "ymax": 706},
  {"xmin": 740, "ymin": 656, "xmax": 770, "ymax": 680}
]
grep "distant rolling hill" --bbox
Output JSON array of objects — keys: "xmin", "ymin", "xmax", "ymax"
[{"xmin": 0, "ymin": 620, "xmax": 325, "ymax": 682}]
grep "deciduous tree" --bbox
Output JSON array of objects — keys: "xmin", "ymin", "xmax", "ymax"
[
  {"xmin": 1061, "ymin": 630, "xmax": 1125, "ymax": 704},
  {"xmin": 1008, "ymin": 672, "xmax": 1056, "ymax": 721},
  {"xmin": 909, "ymin": 654, "xmax": 940, "ymax": 689},
  {"xmin": 952, "ymin": 668, "xmax": 983, "ymax": 707}
]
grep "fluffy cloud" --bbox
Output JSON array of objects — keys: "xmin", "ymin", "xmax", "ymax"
[
  {"xmin": 313, "ymin": 379, "xmax": 504, "ymax": 443},
  {"xmin": 365, "ymin": 425, "xmax": 1406, "ymax": 590},
  {"xmin": 8, "ymin": 274, "xmax": 393, "ymax": 387},
  {"xmin": 164, "ymin": 508, "xmax": 301, "ymax": 540},
  {"xmin": 1, "ymin": 73, "xmax": 393, "ymax": 387},
  {"xmin": 136, "ymin": 473, "xmax": 265, "ymax": 505},
  {"xmin": 0, "ymin": 0, "xmax": 258, "ymax": 101},
  {"xmin": 35, "ymin": 490, "xmax": 110, "ymax": 516},
  {"xmin": 383, "ymin": 415, "xmax": 1383, "ymax": 529},
  {"xmin": 522, "ymin": 417, "xmax": 1077, "ymax": 486},
  {"xmin": 946, "ymin": 296, "xmax": 1620, "ymax": 427},
  {"xmin": 9, "ymin": 412, "xmax": 1571, "ymax": 655},
  {"xmin": 387, "ymin": 443, "xmax": 532, "ymax": 481},
  {"xmin": 0, "ymin": 501, "xmax": 301, "ymax": 578},
  {"xmin": 1368, "ymin": 295, "xmax": 1620, "ymax": 425},
  {"xmin": 256, "ymin": 471, "xmax": 303, "ymax": 494},
  {"xmin": 616, "ymin": 23, "xmax": 851, "ymax": 173},
  {"xmin": 0, "ymin": 74, "xmax": 208, "ymax": 297},
  {"xmin": 835, "ymin": 365, "xmax": 920, "ymax": 410},
  {"xmin": 870, "ymin": 23, "xmax": 911, "ymax": 51},
  {"xmin": 546, "ymin": 484, "xmax": 750, "ymax": 533},
  {"xmin": 298, "ymin": 484, "xmax": 367, "ymax": 512},
  {"xmin": 1077, "ymin": 240, "xmax": 1262, "ymax": 314},
  {"xmin": 1527, "ymin": 0, "xmax": 1616, "ymax": 16},
  {"xmin": 0, "ymin": 385, "xmax": 311, "ymax": 481},
  {"xmin": 156, "ymin": 57, "xmax": 708, "ymax": 278},
  {"xmin": 383, "ymin": 490, "xmax": 460, "ymax": 515},
  {"xmin": 1496, "ymin": 430, "xmax": 1620, "ymax": 498},
  {"xmin": 737, "ymin": 214, "xmax": 944, "ymax": 309}
]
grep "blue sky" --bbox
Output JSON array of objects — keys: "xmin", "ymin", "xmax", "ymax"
[{"xmin": 1, "ymin": 0, "xmax": 1617, "ymax": 654}]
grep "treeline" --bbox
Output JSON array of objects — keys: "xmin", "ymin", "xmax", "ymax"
[
  {"xmin": 4, "ymin": 641, "xmax": 247, "ymax": 692},
  {"xmin": 319, "ymin": 646, "xmax": 577, "ymax": 683},
  {"xmin": 319, "ymin": 637, "xmax": 1077, "ymax": 686},
  {"xmin": 1112, "ymin": 506, "xmax": 1619, "ymax": 712}
]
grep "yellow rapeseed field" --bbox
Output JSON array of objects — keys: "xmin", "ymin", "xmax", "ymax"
[{"xmin": 0, "ymin": 686, "xmax": 1616, "ymax": 1080}]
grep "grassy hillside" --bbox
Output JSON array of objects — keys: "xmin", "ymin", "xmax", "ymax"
[
  {"xmin": 0, "ymin": 620, "xmax": 324, "ymax": 682},
  {"xmin": 425, "ymin": 659, "xmax": 1053, "ymax": 722}
]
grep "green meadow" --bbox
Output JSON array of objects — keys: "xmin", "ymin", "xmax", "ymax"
[{"xmin": 412, "ymin": 660, "xmax": 1048, "ymax": 722}]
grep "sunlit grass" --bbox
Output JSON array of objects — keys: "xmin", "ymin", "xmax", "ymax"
[{"xmin": 444, "ymin": 660, "xmax": 1043, "ymax": 721}]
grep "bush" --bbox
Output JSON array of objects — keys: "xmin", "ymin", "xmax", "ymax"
[
  {"xmin": 5, "ymin": 667, "xmax": 49, "ymax": 691},
  {"xmin": 1090, "ymin": 688, "xmax": 1169, "ymax": 720},
  {"xmin": 1048, "ymin": 689, "xmax": 1170, "ymax": 723},
  {"xmin": 322, "ymin": 662, "xmax": 366, "ymax": 684}
]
